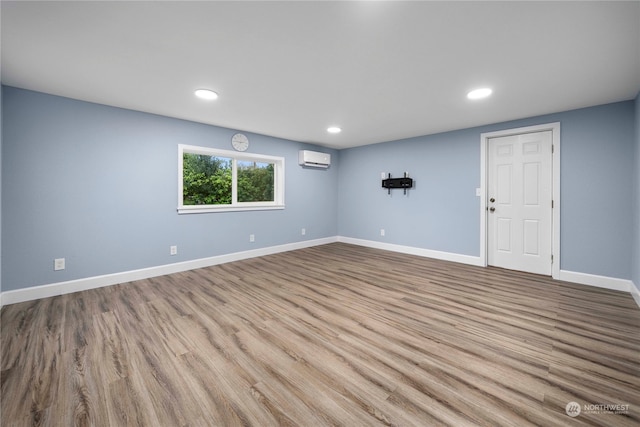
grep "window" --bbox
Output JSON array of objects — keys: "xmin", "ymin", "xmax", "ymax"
[{"xmin": 178, "ymin": 144, "xmax": 284, "ymax": 214}]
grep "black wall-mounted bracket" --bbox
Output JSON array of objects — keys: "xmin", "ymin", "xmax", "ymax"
[{"xmin": 382, "ymin": 172, "xmax": 413, "ymax": 195}]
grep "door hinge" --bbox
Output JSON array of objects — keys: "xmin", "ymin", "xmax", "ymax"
[
  {"xmin": 551, "ymin": 200, "xmax": 554, "ymax": 208},
  {"xmin": 551, "ymin": 254, "xmax": 554, "ymax": 264},
  {"xmin": 552, "ymin": 144, "xmax": 555, "ymax": 154}
]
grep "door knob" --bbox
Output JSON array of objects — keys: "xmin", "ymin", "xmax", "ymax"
[
  {"xmin": 489, "ymin": 207, "xmax": 495, "ymax": 212},
  {"xmin": 490, "ymin": 198, "xmax": 495, "ymax": 203}
]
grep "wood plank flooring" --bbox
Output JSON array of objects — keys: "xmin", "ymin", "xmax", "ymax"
[{"xmin": 2, "ymin": 242, "xmax": 639, "ymax": 426}]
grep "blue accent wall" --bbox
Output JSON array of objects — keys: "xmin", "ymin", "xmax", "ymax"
[
  {"xmin": 633, "ymin": 92, "xmax": 640, "ymax": 290},
  {"xmin": 1, "ymin": 86, "xmax": 638, "ymax": 293},
  {"xmin": 1, "ymin": 86, "xmax": 338, "ymax": 291},
  {"xmin": 338, "ymin": 101, "xmax": 636, "ymax": 280},
  {"xmin": 338, "ymin": 128, "xmax": 481, "ymax": 256},
  {"xmin": 0, "ymin": 82, "xmax": 3, "ymax": 297},
  {"xmin": 555, "ymin": 102, "xmax": 634, "ymax": 279}
]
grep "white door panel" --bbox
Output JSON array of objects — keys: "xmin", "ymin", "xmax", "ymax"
[
  {"xmin": 497, "ymin": 164, "xmax": 512, "ymax": 204},
  {"xmin": 488, "ymin": 131, "xmax": 552, "ymax": 275},
  {"xmin": 496, "ymin": 218, "xmax": 512, "ymax": 252},
  {"xmin": 523, "ymin": 163, "xmax": 539, "ymax": 205},
  {"xmin": 523, "ymin": 220, "xmax": 539, "ymax": 255}
]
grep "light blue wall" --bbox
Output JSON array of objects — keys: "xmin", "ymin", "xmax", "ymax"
[
  {"xmin": 338, "ymin": 101, "xmax": 636, "ymax": 280},
  {"xmin": 1, "ymin": 86, "xmax": 338, "ymax": 291},
  {"xmin": 0, "ymin": 82, "xmax": 3, "ymax": 297},
  {"xmin": 338, "ymin": 128, "xmax": 481, "ymax": 256},
  {"xmin": 633, "ymin": 92, "xmax": 640, "ymax": 290},
  {"xmin": 2, "ymin": 86, "xmax": 637, "ymax": 293},
  {"xmin": 556, "ymin": 102, "xmax": 634, "ymax": 279}
]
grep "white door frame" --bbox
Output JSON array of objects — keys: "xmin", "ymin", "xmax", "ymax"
[{"xmin": 480, "ymin": 122, "xmax": 561, "ymax": 279}]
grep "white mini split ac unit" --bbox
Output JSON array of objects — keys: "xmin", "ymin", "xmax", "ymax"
[{"xmin": 298, "ymin": 150, "xmax": 331, "ymax": 168}]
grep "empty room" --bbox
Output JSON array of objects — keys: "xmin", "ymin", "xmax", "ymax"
[{"xmin": 1, "ymin": 1, "xmax": 639, "ymax": 426}]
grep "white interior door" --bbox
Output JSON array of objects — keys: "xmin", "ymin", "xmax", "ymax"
[{"xmin": 488, "ymin": 131, "xmax": 553, "ymax": 275}]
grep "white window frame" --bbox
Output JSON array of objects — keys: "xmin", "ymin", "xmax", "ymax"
[{"xmin": 178, "ymin": 144, "xmax": 285, "ymax": 214}]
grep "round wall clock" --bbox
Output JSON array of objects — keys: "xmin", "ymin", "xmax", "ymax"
[{"xmin": 231, "ymin": 133, "xmax": 249, "ymax": 151}]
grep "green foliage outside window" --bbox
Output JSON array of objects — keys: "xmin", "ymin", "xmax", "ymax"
[
  {"xmin": 182, "ymin": 154, "xmax": 275, "ymax": 206},
  {"xmin": 238, "ymin": 161, "xmax": 274, "ymax": 202},
  {"xmin": 182, "ymin": 153, "xmax": 232, "ymax": 205}
]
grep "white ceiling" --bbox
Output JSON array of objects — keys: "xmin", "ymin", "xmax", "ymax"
[{"xmin": 2, "ymin": 1, "xmax": 639, "ymax": 149}]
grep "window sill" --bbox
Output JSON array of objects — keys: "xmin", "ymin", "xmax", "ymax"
[{"xmin": 177, "ymin": 205, "xmax": 285, "ymax": 214}]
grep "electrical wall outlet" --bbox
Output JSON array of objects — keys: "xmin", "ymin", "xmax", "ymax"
[
  {"xmin": 301, "ymin": 228, "xmax": 306, "ymax": 236},
  {"xmin": 170, "ymin": 245, "xmax": 178, "ymax": 255},
  {"xmin": 54, "ymin": 258, "xmax": 65, "ymax": 271},
  {"xmin": 380, "ymin": 229, "xmax": 385, "ymax": 237},
  {"xmin": 249, "ymin": 234, "xmax": 255, "ymax": 242}
]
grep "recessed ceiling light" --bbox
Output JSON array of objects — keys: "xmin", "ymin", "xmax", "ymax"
[
  {"xmin": 327, "ymin": 126, "xmax": 342, "ymax": 134},
  {"xmin": 467, "ymin": 87, "xmax": 492, "ymax": 100},
  {"xmin": 195, "ymin": 89, "xmax": 219, "ymax": 100}
]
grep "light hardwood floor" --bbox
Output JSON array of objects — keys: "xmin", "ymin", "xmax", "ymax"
[{"xmin": 1, "ymin": 243, "xmax": 639, "ymax": 426}]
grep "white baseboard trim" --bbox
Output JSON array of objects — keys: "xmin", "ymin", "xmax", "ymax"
[
  {"xmin": 2, "ymin": 237, "xmax": 638, "ymax": 310},
  {"xmin": 0, "ymin": 237, "xmax": 338, "ymax": 307},
  {"xmin": 558, "ymin": 270, "xmax": 634, "ymax": 293},
  {"xmin": 337, "ymin": 236, "xmax": 484, "ymax": 267},
  {"xmin": 631, "ymin": 282, "xmax": 640, "ymax": 308},
  {"xmin": 339, "ymin": 238, "xmax": 639, "ymax": 307}
]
